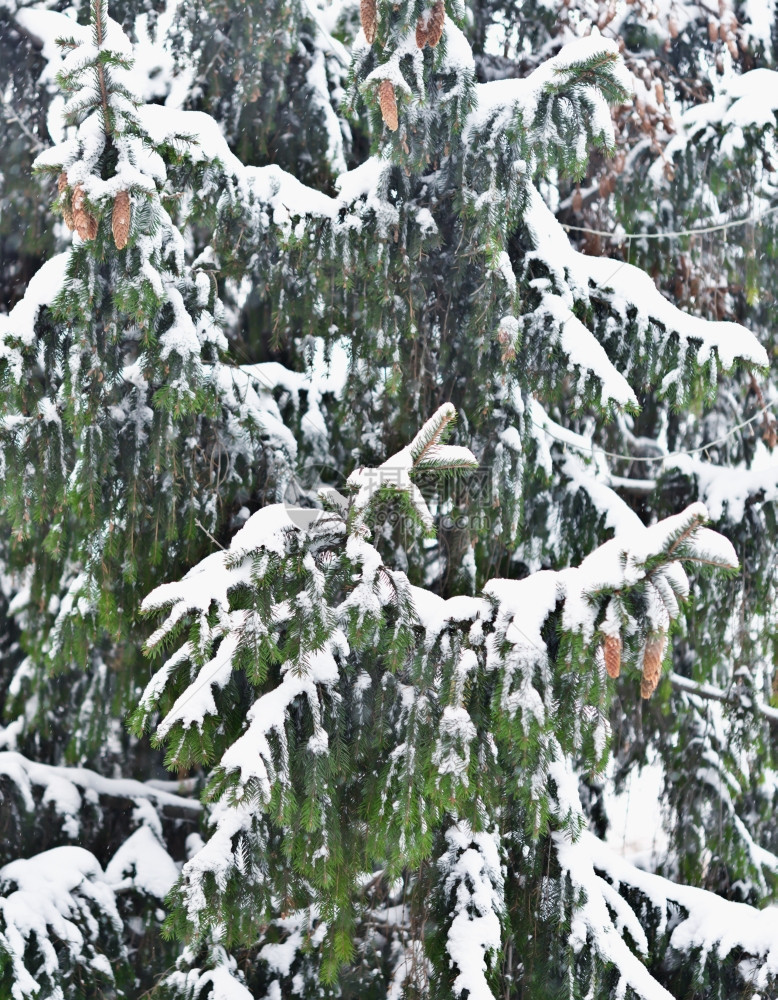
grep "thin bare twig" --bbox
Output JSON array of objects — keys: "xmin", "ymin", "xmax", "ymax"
[{"xmin": 0, "ymin": 90, "xmax": 45, "ymax": 152}]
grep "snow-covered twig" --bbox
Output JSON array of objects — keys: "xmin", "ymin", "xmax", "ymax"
[{"xmin": 670, "ymin": 672, "xmax": 778, "ymax": 724}]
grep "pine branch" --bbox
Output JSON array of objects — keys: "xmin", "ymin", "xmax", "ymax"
[
  {"xmin": 664, "ymin": 516, "xmax": 705, "ymax": 559},
  {"xmin": 408, "ymin": 402, "xmax": 458, "ymax": 465},
  {"xmin": 0, "ymin": 90, "xmax": 46, "ymax": 152},
  {"xmin": 93, "ymin": 0, "xmax": 112, "ymax": 135},
  {"xmin": 670, "ymin": 673, "xmax": 778, "ymax": 725}
]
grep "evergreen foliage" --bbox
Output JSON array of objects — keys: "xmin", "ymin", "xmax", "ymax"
[{"xmin": 0, "ymin": 0, "xmax": 777, "ymax": 997}]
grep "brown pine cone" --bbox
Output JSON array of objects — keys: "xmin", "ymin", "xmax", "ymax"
[
  {"xmin": 640, "ymin": 633, "xmax": 666, "ymax": 699},
  {"xmin": 72, "ymin": 184, "xmax": 98, "ymax": 241},
  {"xmin": 58, "ymin": 172, "xmax": 75, "ymax": 231},
  {"xmin": 378, "ymin": 79, "xmax": 398, "ymax": 131},
  {"xmin": 416, "ymin": 14, "xmax": 429, "ymax": 48},
  {"xmin": 112, "ymin": 191, "xmax": 131, "ymax": 250},
  {"xmin": 360, "ymin": 0, "xmax": 377, "ymax": 44},
  {"xmin": 603, "ymin": 633, "xmax": 622, "ymax": 679},
  {"xmin": 426, "ymin": 0, "xmax": 445, "ymax": 47}
]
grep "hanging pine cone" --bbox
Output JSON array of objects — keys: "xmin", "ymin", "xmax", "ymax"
[
  {"xmin": 640, "ymin": 633, "xmax": 666, "ymax": 699},
  {"xmin": 426, "ymin": 0, "xmax": 445, "ymax": 47},
  {"xmin": 416, "ymin": 13, "xmax": 429, "ymax": 48},
  {"xmin": 58, "ymin": 172, "xmax": 75, "ymax": 231},
  {"xmin": 112, "ymin": 191, "xmax": 131, "ymax": 250},
  {"xmin": 378, "ymin": 79, "xmax": 398, "ymax": 132},
  {"xmin": 603, "ymin": 633, "xmax": 622, "ymax": 679},
  {"xmin": 72, "ymin": 184, "xmax": 98, "ymax": 241},
  {"xmin": 62, "ymin": 201, "xmax": 75, "ymax": 232},
  {"xmin": 360, "ymin": 0, "xmax": 377, "ymax": 44}
]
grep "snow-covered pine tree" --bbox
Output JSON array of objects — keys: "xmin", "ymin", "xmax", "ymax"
[
  {"xmin": 0, "ymin": 0, "xmax": 300, "ymax": 764},
  {"xmin": 1, "ymin": 0, "xmax": 777, "ymax": 998},
  {"xmin": 473, "ymin": 0, "xmax": 778, "ymax": 913}
]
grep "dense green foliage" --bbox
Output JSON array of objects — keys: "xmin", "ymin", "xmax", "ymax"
[{"xmin": 0, "ymin": 1, "xmax": 776, "ymax": 998}]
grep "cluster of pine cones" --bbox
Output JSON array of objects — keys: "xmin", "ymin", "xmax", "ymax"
[
  {"xmin": 602, "ymin": 630, "xmax": 666, "ymax": 699},
  {"xmin": 361, "ymin": 0, "xmax": 446, "ymax": 132},
  {"xmin": 57, "ymin": 172, "xmax": 131, "ymax": 250}
]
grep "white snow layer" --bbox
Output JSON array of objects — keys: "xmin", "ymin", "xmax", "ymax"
[
  {"xmin": 561, "ymin": 828, "xmax": 778, "ymax": 997},
  {"xmin": 485, "ymin": 501, "xmax": 734, "ymax": 650},
  {"xmin": 670, "ymin": 452, "xmax": 778, "ymax": 522},
  {"xmin": 104, "ymin": 825, "xmax": 180, "ymax": 898},
  {"xmin": 466, "ymin": 36, "xmax": 630, "ymax": 145},
  {"xmin": 441, "ymin": 822, "xmax": 505, "ymax": 1000},
  {"xmin": 523, "ymin": 185, "xmax": 768, "ymax": 386},
  {"xmin": 0, "ymin": 254, "xmax": 69, "ymax": 379},
  {"xmin": 652, "ymin": 68, "xmax": 778, "ymax": 178},
  {"xmin": 552, "ymin": 758, "xmax": 778, "ymax": 999},
  {"xmin": 0, "ymin": 750, "xmax": 201, "ymax": 823},
  {"xmin": 0, "ymin": 846, "xmax": 121, "ymax": 1000}
]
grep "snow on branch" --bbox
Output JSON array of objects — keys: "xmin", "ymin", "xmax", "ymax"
[
  {"xmin": 527, "ymin": 288, "xmax": 638, "ymax": 408},
  {"xmin": 164, "ymin": 943, "xmax": 255, "ymax": 1000},
  {"xmin": 586, "ymin": 833, "xmax": 778, "ymax": 992},
  {"xmin": 104, "ymin": 825, "xmax": 181, "ymax": 900},
  {"xmin": 0, "ymin": 254, "xmax": 69, "ymax": 379},
  {"xmin": 135, "ymin": 404, "xmax": 742, "ymax": 944},
  {"xmin": 0, "ymin": 846, "xmax": 124, "ymax": 1000},
  {"xmin": 649, "ymin": 68, "xmax": 778, "ymax": 182},
  {"xmin": 0, "ymin": 749, "xmax": 201, "ymax": 828},
  {"xmin": 522, "ymin": 185, "xmax": 769, "ymax": 392},
  {"xmin": 667, "ymin": 451, "xmax": 778, "ymax": 523},
  {"xmin": 669, "ymin": 673, "xmax": 778, "ymax": 726},
  {"xmin": 563, "ymin": 829, "xmax": 778, "ymax": 996},
  {"xmin": 551, "ymin": 759, "xmax": 778, "ymax": 999},
  {"xmin": 347, "ymin": 402, "xmax": 477, "ymax": 535},
  {"xmin": 529, "ymin": 399, "xmax": 647, "ymax": 538},
  {"xmin": 465, "ymin": 36, "xmax": 631, "ymax": 171},
  {"xmin": 440, "ymin": 822, "xmax": 505, "ymax": 1000},
  {"xmin": 485, "ymin": 501, "xmax": 736, "ymax": 652},
  {"xmin": 236, "ymin": 336, "xmax": 349, "ymax": 458},
  {"xmin": 135, "ymin": 102, "xmax": 419, "ymax": 249}
]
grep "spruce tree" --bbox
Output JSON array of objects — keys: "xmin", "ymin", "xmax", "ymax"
[
  {"xmin": 1, "ymin": 1, "xmax": 777, "ymax": 998},
  {"xmin": 498, "ymin": 0, "xmax": 778, "ymax": 912}
]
